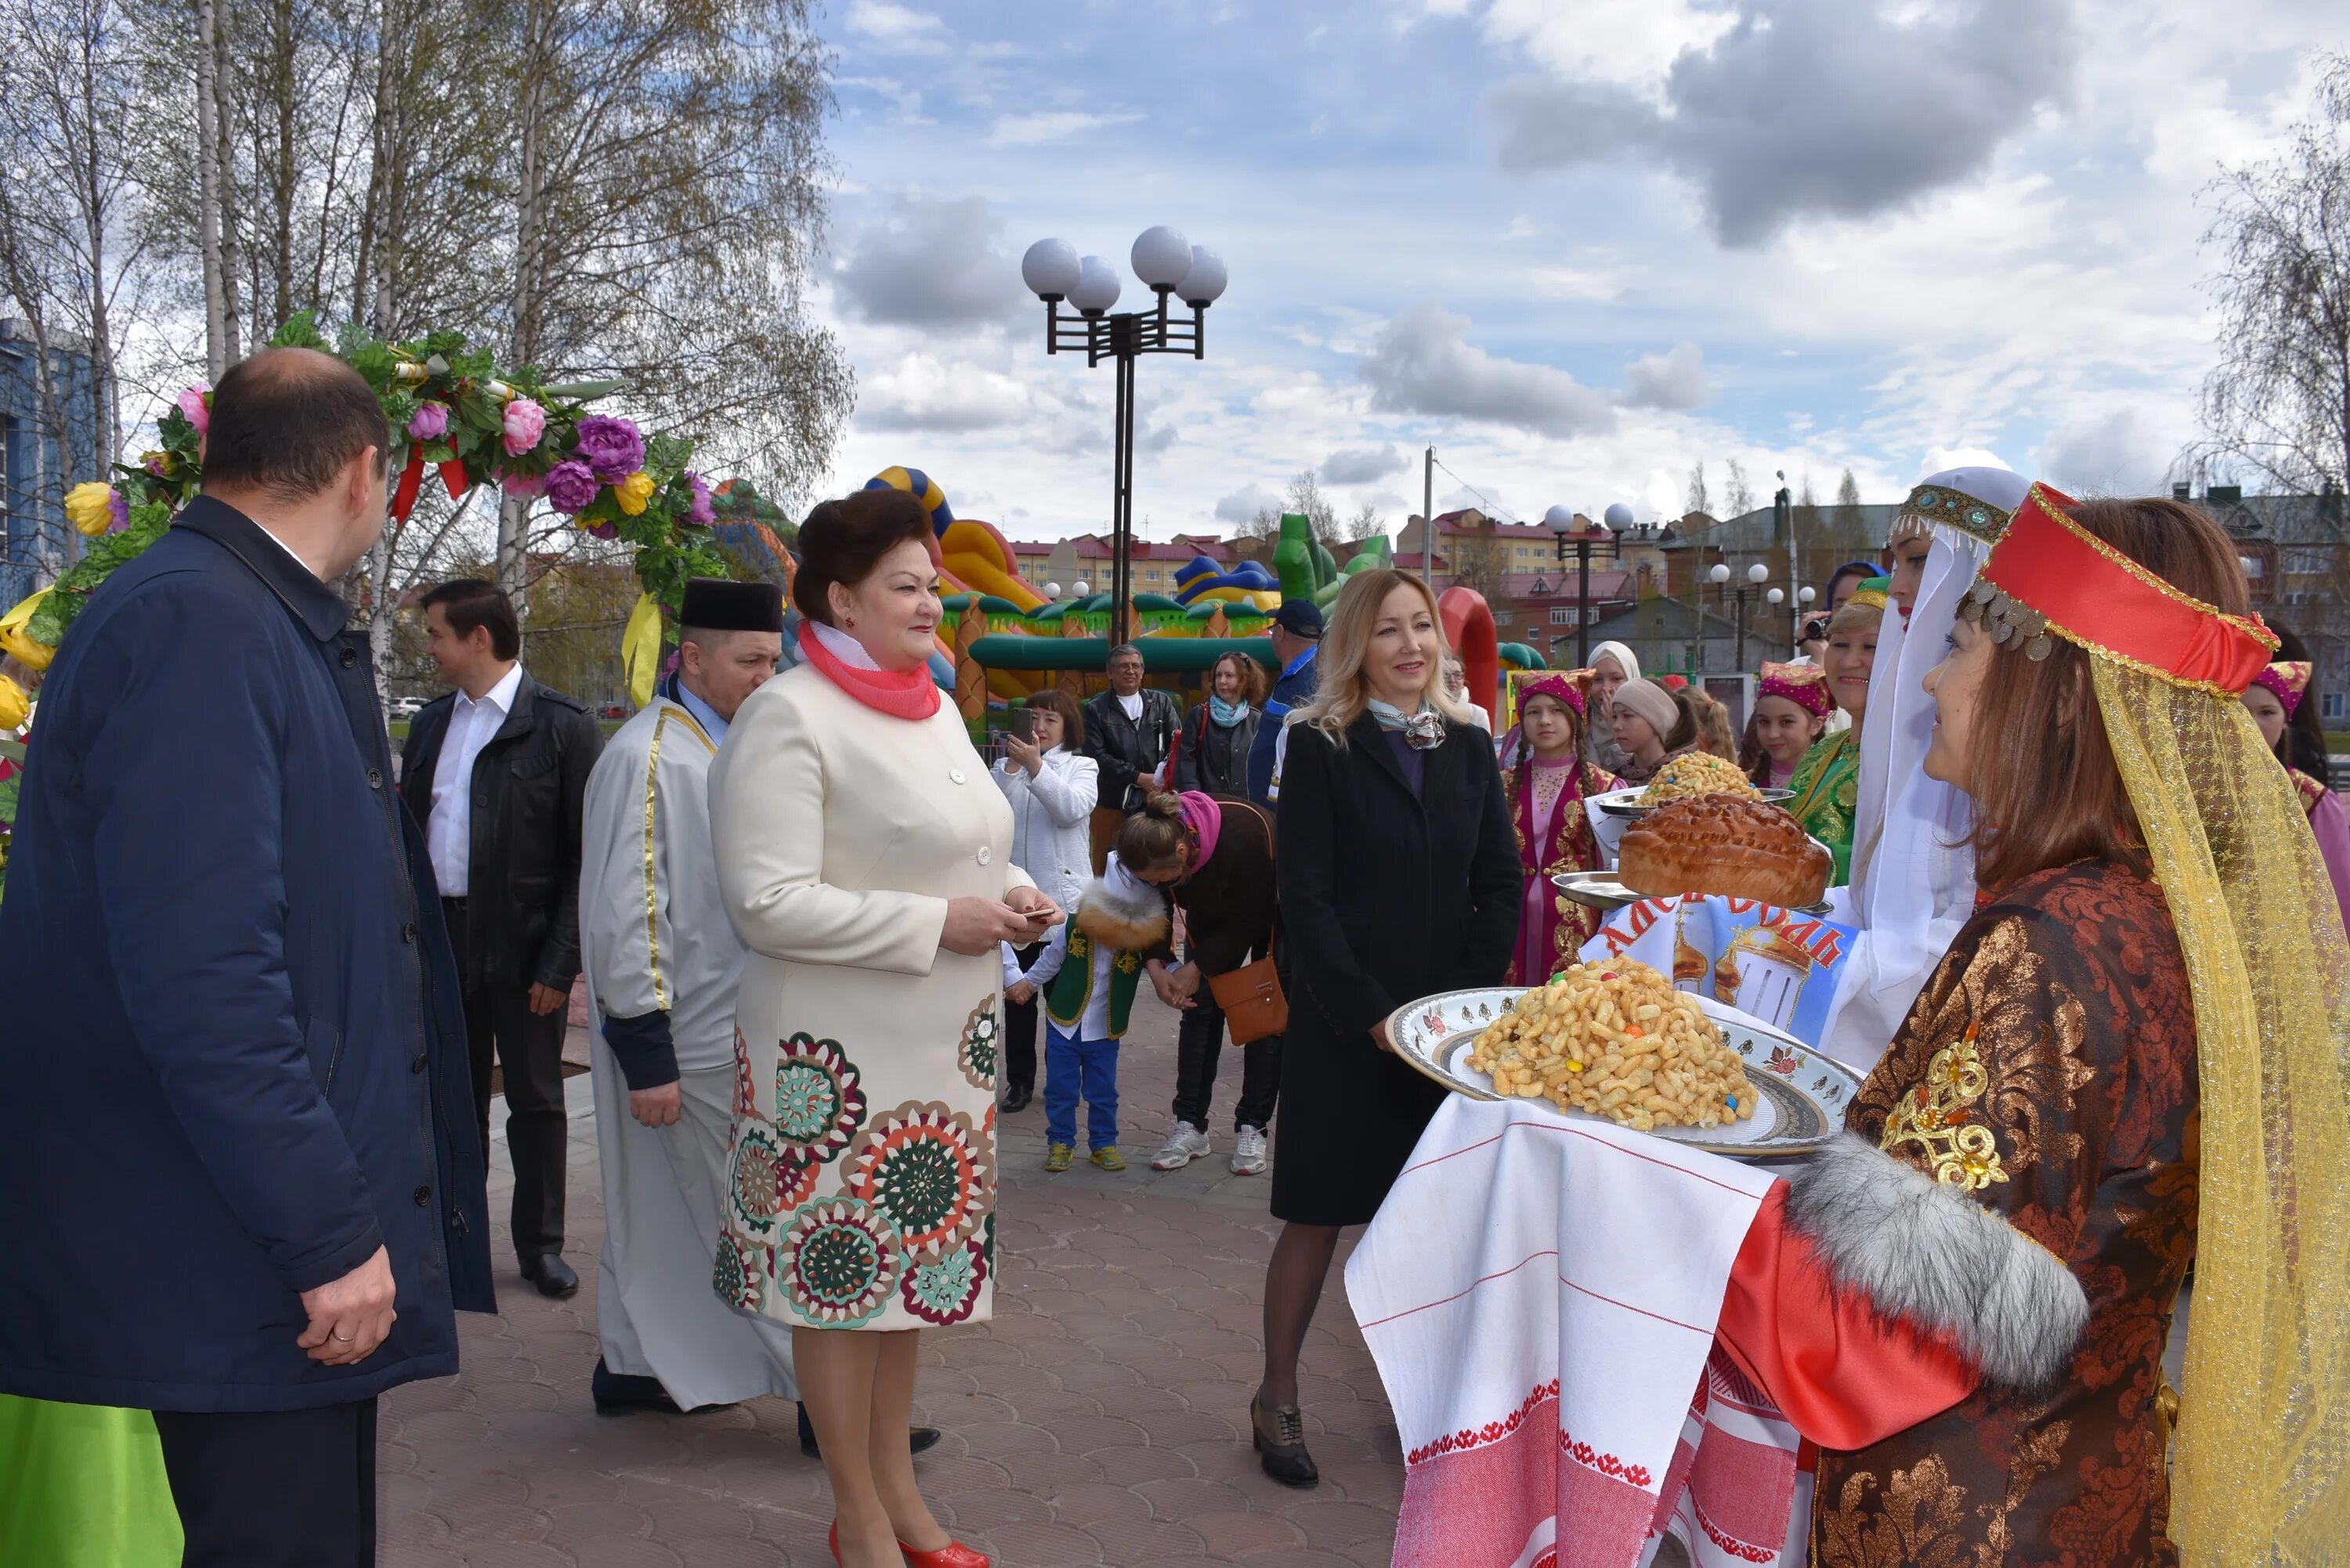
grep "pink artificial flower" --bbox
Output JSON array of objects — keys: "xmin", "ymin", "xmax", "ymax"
[
  {"xmin": 501, "ymin": 470, "xmax": 546, "ymax": 499},
  {"xmin": 407, "ymin": 402, "xmax": 450, "ymax": 441},
  {"xmin": 176, "ymin": 385, "xmax": 211, "ymax": 436},
  {"xmin": 502, "ymin": 396, "xmax": 546, "ymax": 457}
]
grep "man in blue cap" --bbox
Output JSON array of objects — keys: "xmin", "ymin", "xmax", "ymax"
[{"xmin": 1248, "ymin": 599, "xmax": 1321, "ymax": 806}]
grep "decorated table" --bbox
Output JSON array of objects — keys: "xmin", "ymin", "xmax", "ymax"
[{"xmin": 1351, "ymin": 972, "xmax": 1976, "ymax": 1568}]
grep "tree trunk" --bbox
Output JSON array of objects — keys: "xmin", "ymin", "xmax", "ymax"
[
  {"xmin": 194, "ymin": 0, "xmax": 230, "ymax": 378},
  {"xmin": 213, "ymin": 0, "xmax": 244, "ymax": 360},
  {"xmin": 269, "ymin": 0, "xmax": 295, "ymax": 331},
  {"xmin": 497, "ymin": 0, "xmax": 554, "ymax": 608}
]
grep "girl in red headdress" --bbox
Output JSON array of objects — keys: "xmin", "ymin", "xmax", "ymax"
[
  {"xmin": 1741, "ymin": 662, "xmax": 1832, "ymax": 789},
  {"xmin": 1501, "ymin": 671, "xmax": 1622, "ymax": 984}
]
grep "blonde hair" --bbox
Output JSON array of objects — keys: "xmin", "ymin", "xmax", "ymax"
[
  {"xmin": 1826, "ymin": 594, "xmax": 1882, "ymax": 638},
  {"xmin": 1290, "ymin": 569, "xmax": 1473, "ymax": 746}
]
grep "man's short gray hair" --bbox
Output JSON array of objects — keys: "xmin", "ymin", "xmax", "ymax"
[{"xmin": 1107, "ymin": 643, "xmax": 1144, "ymax": 663}]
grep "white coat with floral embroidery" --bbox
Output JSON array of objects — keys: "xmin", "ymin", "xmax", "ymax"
[{"xmin": 708, "ymin": 660, "xmax": 1031, "ymax": 1331}]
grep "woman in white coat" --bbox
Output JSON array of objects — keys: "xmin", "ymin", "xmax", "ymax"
[
  {"xmin": 992, "ymin": 687, "xmax": 1097, "ymax": 1111},
  {"xmin": 710, "ymin": 489, "xmax": 1062, "ymax": 1568}
]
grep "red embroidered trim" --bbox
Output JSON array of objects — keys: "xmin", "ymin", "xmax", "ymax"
[
  {"xmin": 1560, "ymin": 1426, "xmax": 1653, "ymax": 1490},
  {"xmin": 1405, "ymin": 1379, "xmax": 1559, "ymax": 1465},
  {"xmin": 1694, "ymin": 1499, "xmax": 1777, "ymax": 1564}
]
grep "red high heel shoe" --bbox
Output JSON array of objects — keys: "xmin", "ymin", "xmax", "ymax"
[{"xmin": 829, "ymin": 1522, "xmax": 990, "ymax": 1568}]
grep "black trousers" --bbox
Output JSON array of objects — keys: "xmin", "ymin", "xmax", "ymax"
[
  {"xmin": 154, "ymin": 1398, "xmax": 378, "ymax": 1568},
  {"xmin": 445, "ymin": 898, "xmax": 568, "ymax": 1258},
  {"xmin": 1171, "ymin": 963, "xmax": 1282, "ymax": 1134},
  {"xmin": 1002, "ymin": 940, "xmax": 1045, "ymax": 1093}
]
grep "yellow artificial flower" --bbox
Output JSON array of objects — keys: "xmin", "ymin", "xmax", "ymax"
[
  {"xmin": 0, "ymin": 590, "xmax": 52, "ymax": 673},
  {"xmin": 65, "ymin": 482, "xmax": 118, "ymax": 537},
  {"xmin": 614, "ymin": 470, "xmax": 656, "ymax": 517},
  {"xmin": 0, "ymin": 674, "xmax": 29, "ymax": 732}
]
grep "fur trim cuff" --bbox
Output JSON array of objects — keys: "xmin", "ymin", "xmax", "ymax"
[
  {"xmin": 1074, "ymin": 876, "xmax": 1169, "ymax": 953},
  {"xmin": 1784, "ymin": 1132, "xmax": 2088, "ymax": 1391}
]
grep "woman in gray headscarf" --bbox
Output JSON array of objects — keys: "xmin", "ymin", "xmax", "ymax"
[{"xmin": 1584, "ymin": 641, "xmax": 1640, "ymax": 774}]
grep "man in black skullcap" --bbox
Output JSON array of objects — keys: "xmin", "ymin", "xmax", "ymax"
[{"xmin": 576, "ymin": 579, "xmax": 797, "ymax": 1413}]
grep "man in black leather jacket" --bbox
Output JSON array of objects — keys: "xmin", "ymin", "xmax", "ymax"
[
  {"xmin": 400, "ymin": 580, "xmax": 602, "ymax": 1298},
  {"xmin": 1083, "ymin": 642, "xmax": 1182, "ymax": 872}
]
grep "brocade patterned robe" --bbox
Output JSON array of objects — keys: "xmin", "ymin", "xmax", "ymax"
[
  {"xmin": 1788, "ymin": 728, "xmax": 1860, "ymax": 887},
  {"xmin": 1501, "ymin": 757, "xmax": 1618, "ymax": 985},
  {"xmin": 1812, "ymin": 858, "xmax": 2197, "ymax": 1568}
]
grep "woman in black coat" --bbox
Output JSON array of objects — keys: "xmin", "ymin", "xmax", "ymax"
[{"xmin": 1257, "ymin": 569, "xmax": 1520, "ymax": 1488}]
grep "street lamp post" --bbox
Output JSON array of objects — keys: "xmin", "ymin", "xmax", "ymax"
[
  {"xmin": 1023, "ymin": 227, "xmax": 1228, "ymax": 646},
  {"xmin": 1543, "ymin": 502, "xmax": 1632, "ymax": 668},
  {"xmin": 1708, "ymin": 560, "xmax": 1771, "ymax": 670},
  {"xmin": 1787, "ymin": 583, "xmax": 1817, "ymax": 655}
]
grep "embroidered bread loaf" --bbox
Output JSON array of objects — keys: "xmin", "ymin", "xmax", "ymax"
[{"xmin": 1618, "ymin": 793, "xmax": 1831, "ymax": 909}]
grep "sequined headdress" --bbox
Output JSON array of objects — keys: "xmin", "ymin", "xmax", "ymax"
[
  {"xmin": 2253, "ymin": 659, "xmax": 2312, "ymax": 718},
  {"xmin": 1755, "ymin": 661, "xmax": 1831, "ymax": 718},
  {"xmin": 1964, "ymin": 482, "xmax": 2349, "ymax": 1562},
  {"xmin": 1887, "ymin": 475, "xmax": 2019, "ymax": 546},
  {"xmin": 1841, "ymin": 576, "xmax": 1890, "ymax": 614},
  {"xmin": 1515, "ymin": 669, "xmax": 1586, "ymax": 718}
]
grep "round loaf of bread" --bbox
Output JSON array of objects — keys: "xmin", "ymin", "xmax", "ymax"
[{"xmin": 1617, "ymin": 793, "xmax": 1831, "ymax": 908}]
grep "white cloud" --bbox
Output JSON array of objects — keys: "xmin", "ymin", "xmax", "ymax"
[
  {"xmin": 1321, "ymin": 443, "xmax": 1409, "ymax": 483},
  {"xmin": 1490, "ymin": 0, "xmax": 2081, "ymax": 246},
  {"xmin": 986, "ymin": 110, "xmax": 1141, "ymax": 148},
  {"xmin": 1621, "ymin": 342, "xmax": 1711, "ymax": 411},
  {"xmin": 1478, "ymin": 0, "xmax": 1735, "ymax": 96},
  {"xmin": 845, "ymin": 2, "xmax": 945, "ymax": 46},
  {"xmin": 857, "ymin": 353, "xmax": 1030, "ymax": 432},
  {"xmin": 1215, "ymin": 484, "xmax": 1279, "ymax": 523},
  {"xmin": 1358, "ymin": 302, "xmax": 1617, "ymax": 438},
  {"xmin": 830, "ymin": 195, "xmax": 1018, "ymax": 329},
  {"xmin": 2030, "ymin": 407, "xmax": 2176, "ymax": 496}
]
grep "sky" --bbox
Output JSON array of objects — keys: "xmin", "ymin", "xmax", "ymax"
[{"xmin": 806, "ymin": 0, "xmax": 2348, "ymax": 550}]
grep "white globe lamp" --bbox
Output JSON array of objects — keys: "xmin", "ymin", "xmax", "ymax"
[
  {"xmin": 1069, "ymin": 257, "xmax": 1122, "ymax": 316},
  {"xmin": 1180, "ymin": 246, "xmax": 1227, "ymax": 307},
  {"xmin": 1021, "ymin": 239, "xmax": 1082, "ymax": 302},
  {"xmin": 1130, "ymin": 226, "xmax": 1193, "ymax": 292}
]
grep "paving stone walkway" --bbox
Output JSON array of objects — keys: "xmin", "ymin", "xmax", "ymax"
[{"xmin": 381, "ymin": 999, "xmax": 1404, "ymax": 1567}]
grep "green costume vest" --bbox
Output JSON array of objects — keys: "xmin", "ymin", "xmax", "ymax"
[{"xmin": 1043, "ymin": 927, "xmax": 1144, "ymax": 1039}]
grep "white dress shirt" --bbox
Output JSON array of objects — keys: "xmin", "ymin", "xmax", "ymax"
[{"xmin": 428, "ymin": 663, "xmax": 524, "ymax": 895}]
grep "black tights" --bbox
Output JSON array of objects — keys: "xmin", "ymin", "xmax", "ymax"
[{"xmin": 1260, "ymin": 1220, "xmax": 1343, "ymax": 1407}]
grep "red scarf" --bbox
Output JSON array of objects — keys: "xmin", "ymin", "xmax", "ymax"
[
  {"xmin": 797, "ymin": 623, "xmax": 941, "ymax": 721},
  {"xmin": 1513, "ymin": 753, "xmax": 1596, "ymax": 876}
]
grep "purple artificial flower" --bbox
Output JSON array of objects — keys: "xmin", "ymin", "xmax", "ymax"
[
  {"xmin": 586, "ymin": 520, "xmax": 620, "ymax": 540},
  {"xmin": 109, "ymin": 489, "xmax": 129, "ymax": 532},
  {"xmin": 685, "ymin": 471, "xmax": 714, "ymax": 526},
  {"xmin": 571, "ymin": 414, "xmax": 645, "ymax": 483},
  {"xmin": 502, "ymin": 396, "xmax": 546, "ymax": 457},
  {"xmin": 407, "ymin": 401, "xmax": 450, "ymax": 441},
  {"xmin": 543, "ymin": 459, "xmax": 601, "ymax": 515}
]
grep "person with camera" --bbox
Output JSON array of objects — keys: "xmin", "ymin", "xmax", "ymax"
[{"xmin": 992, "ymin": 689, "xmax": 1097, "ymax": 1113}]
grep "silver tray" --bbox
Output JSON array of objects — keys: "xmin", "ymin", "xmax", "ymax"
[
  {"xmin": 1384, "ymin": 986, "xmax": 1864, "ymax": 1159},
  {"xmin": 1593, "ymin": 786, "xmax": 1795, "ymax": 818}
]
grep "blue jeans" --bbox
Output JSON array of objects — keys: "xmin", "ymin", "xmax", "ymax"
[{"xmin": 1043, "ymin": 1024, "xmax": 1120, "ymax": 1151}]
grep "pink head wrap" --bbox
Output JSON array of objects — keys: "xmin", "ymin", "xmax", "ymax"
[
  {"xmin": 1756, "ymin": 661, "xmax": 1833, "ymax": 719},
  {"xmin": 1516, "ymin": 670, "xmax": 1586, "ymax": 720},
  {"xmin": 2254, "ymin": 661, "xmax": 2312, "ymax": 718}
]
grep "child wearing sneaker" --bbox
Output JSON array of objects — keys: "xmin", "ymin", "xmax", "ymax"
[{"xmin": 1010, "ymin": 851, "xmax": 1166, "ymax": 1172}]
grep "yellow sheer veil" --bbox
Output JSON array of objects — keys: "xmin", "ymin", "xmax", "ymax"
[{"xmin": 1970, "ymin": 486, "xmax": 2350, "ymax": 1563}]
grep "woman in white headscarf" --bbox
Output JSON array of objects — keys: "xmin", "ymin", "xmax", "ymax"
[
  {"xmin": 1584, "ymin": 641, "xmax": 1640, "ymax": 774},
  {"xmin": 1817, "ymin": 468, "xmax": 2027, "ymax": 1073}
]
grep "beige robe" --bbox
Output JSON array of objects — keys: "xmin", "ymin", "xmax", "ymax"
[
  {"xmin": 709, "ymin": 663, "xmax": 1026, "ymax": 1331},
  {"xmin": 579, "ymin": 693, "xmax": 796, "ymax": 1406}
]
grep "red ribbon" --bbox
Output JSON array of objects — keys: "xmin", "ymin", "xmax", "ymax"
[
  {"xmin": 390, "ymin": 450, "xmax": 425, "ymax": 523},
  {"xmin": 1981, "ymin": 484, "xmax": 2276, "ymax": 693},
  {"xmin": 439, "ymin": 460, "xmax": 471, "ymax": 501}
]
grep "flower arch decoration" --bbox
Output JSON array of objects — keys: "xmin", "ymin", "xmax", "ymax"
[{"xmin": 0, "ymin": 311, "xmax": 735, "ymax": 689}]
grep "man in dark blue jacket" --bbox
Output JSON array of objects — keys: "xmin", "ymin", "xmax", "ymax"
[
  {"xmin": 1247, "ymin": 598, "xmax": 1321, "ymax": 805},
  {"xmin": 0, "ymin": 348, "xmax": 492, "ymax": 1566}
]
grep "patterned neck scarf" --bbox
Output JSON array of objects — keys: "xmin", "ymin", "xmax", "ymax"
[{"xmin": 1368, "ymin": 699, "xmax": 1447, "ymax": 750}]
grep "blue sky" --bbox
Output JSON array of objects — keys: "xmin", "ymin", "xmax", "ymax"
[{"xmin": 807, "ymin": 0, "xmax": 2347, "ymax": 548}]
